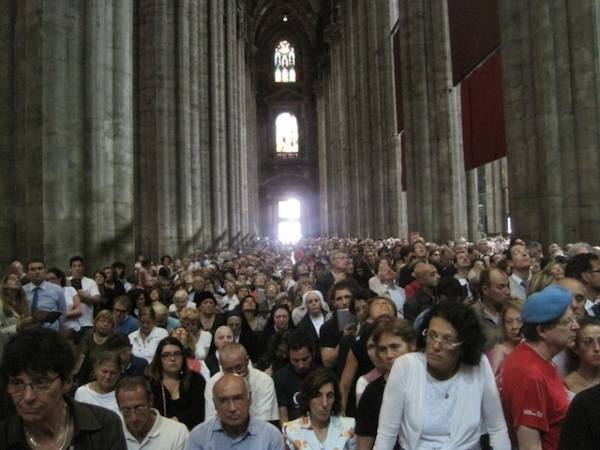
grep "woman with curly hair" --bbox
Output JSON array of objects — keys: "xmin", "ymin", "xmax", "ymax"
[
  {"xmin": 146, "ymin": 336, "xmax": 206, "ymax": 430},
  {"xmin": 374, "ymin": 300, "xmax": 510, "ymax": 450}
]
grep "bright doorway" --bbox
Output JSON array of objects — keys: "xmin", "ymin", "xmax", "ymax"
[{"xmin": 278, "ymin": 198, "xmax": 302, "ymax": 243}]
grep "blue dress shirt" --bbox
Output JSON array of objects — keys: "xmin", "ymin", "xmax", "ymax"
[
  {"xmin": 185, "ymin": 416, "xmax": 284, "ymax": 450},
  {"xmin": 23, "ymin": 281, "xmax": 66, "ymax": 330}
]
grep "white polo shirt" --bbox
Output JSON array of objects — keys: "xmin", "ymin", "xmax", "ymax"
[
  {"xmin": 123, "ymin": 409, "xmax": 189, "ymax": 450},
  {"xmin": 68, "ymin": 276, "xmax": 100, "ymax": 328},
  {"xmin": 128, "ymin": 327, "xmax": 168, "ymax": 363}
]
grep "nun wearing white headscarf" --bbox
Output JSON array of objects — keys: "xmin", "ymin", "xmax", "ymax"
[{"xmin": 295, "ymin": 290, "xmax": 331, "ymax": 344}]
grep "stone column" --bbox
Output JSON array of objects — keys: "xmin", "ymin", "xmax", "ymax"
[
  {"xmin": 137, "ymin": 0, "xmax": 179, "ymax": 257},
  {"xmin": 397, "ymin": 0, "xmax": 467, "ymax": 241},
  {"xmin": 176, "ymin": 0, "xmax": 193, "ymax": 255},
  {"xmin": 0, "ymin": 0, "xmax": 133, "ymax": 268},
  {"xmin": 112, "ymin": 0, "xmax": 135, "ymax": 261},
  {"xmin": 209, "ymin": 0, "xmax": 228, "ymax": 248},
  {"xmin": 500, "ymin": 0, "xmax": 600, "ymax": 244},
  {"xmin": 197, "ymin": 0, "xmax": 212, "ymax": 247}
]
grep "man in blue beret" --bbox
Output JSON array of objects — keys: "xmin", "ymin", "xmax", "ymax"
[{"xmin": 500, "ymin": 285, "xmax": 579, "ymax": 450}]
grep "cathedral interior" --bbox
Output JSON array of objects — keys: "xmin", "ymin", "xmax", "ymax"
[{"xmin": 1, "ymin": 0, "xmax": 600, "ymax": 269}]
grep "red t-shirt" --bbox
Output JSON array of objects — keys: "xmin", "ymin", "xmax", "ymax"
[{"xmin": 500, "ymin": 342, "xmax": 569, "ymax": 450}]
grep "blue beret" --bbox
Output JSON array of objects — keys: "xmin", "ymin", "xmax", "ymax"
[{"xmin": 522, "ymin": 285, "xmax": 572, "ymax": 323}]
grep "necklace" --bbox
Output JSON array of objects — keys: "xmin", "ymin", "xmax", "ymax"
[{"xmin": 24, "ymin": 403, "xmax": 73, "ymax": 450}]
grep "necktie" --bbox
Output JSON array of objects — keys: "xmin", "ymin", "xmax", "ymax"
[{"xmin": 31, "ymin": 287, "xmax": 40, "ymax": 312}]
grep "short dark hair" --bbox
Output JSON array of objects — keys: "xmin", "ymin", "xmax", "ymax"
[
  {"xmin": 26, "ymin": 258, "xmax": 45, "ymax": 271},
  {"xmin": 115, "ymin": 376, "xmax": 153, "ymax": 403},
  {"xmin": 128, "ymin": 288, "xmax": 151, "ymax": 307},
  {"xmin": 112, "ymin": 261, "xmax": 126, "ymax": 271},
  {"xmin": 286, "ymin": 331, "xmax": 315, "ymax": 355},
  {"xmin": 418, "ymin": 300, "xmax": 483, "ymax": 366},
  {"xmin": 298, "ymin": 368, "xmax": 341, "ymax": 416},
  {"xmin": 114, "ymin": 295, "xmax": 132, "ymax": 310},
  {"xmin": 105, "ymin": 333, "xmax": 132, "ymax": 351},
  {"xmin": 565, "ymin": 253, "xmax": 600, "ymax": 281},
  {"xmin": 69, "ymin": 255, "xmax": 85, "ymax": 267},
  {"xmin": 328, "ymin": 278, "xmax": 359, "ymax": 305},
  {"xmin": 1, "ymin": 328, "xmax": 76, "ymax": 384}
]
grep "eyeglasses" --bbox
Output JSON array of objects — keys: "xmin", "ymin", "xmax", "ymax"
[
  {"xmin": 588, "ymin": 269, "xmax": 600, "ymax": 274},
  {"xmin": 7, "ymin": 375, "xmax": 60, "ymax": 395},
  {"xmin": 120, "ymin": 405, "xmax": 149, "ymax": 417},
  {"xmin": 160, "ymin": 351, "xmax": 183, "ymax": 359},
  {"xmin": 422, "ymin": 329, "xmax": 463, "ymax": 350}
]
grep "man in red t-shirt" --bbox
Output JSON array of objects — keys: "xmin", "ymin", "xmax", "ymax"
[{"xmin": 501, "ymin": 285, "xmax": 580, "ymax": 450}]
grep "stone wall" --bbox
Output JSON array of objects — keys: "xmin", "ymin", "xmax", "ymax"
[{"xmin": 0, "ymin": 0, "xmax": 258, "ymax": 270}]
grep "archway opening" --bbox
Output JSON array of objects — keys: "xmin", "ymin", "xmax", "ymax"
[{"xmin": 278, "ymin": 198, "xmax": 302, "ymax": 243}]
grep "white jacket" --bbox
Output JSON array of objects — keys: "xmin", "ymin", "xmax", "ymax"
[{"xmin": 374, "ymin": 352, "xmax": 510, "ymax": 450}]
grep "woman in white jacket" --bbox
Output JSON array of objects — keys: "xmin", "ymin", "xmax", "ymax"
[{"xmin": 374, "ymin": 300, "xmax": 510, "ymax": 450}]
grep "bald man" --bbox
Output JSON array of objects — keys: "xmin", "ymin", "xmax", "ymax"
[
  {"xmin": 185, "ymin": 374, "xmax": 284, "ymax": 450},
  {"xmin": 204, "ymin": 343, "xmax": 279, "ymax": 423}
]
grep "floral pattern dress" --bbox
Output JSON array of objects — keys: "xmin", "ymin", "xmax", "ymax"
[{"xmin": 283, "ymin": 414, "xmax": 357, "ymax": 450}]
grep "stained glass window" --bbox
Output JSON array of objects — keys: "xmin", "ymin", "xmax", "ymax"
[
  {"xmin": 274, "ymin": 40, "xmax": 296, "ymax": 83},
  {"xmin": 275, "ymin": 112, "xmax": 299, "ymax": 155}
]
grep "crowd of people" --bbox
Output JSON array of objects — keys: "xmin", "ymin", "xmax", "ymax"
[{"xmin": 0, "ymin": 234, "xmax": 599, "ymax": 449}]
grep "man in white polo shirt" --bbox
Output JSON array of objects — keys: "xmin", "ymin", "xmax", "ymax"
[
  {"xmin": 68, "ymin": 255, "xmax": 101, "ymax": 334},
  {"xmin": 116, "ymin": 376, "xmax": 189, "ymax": 450}
]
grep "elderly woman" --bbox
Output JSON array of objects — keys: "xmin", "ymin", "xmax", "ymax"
[
  {"xmin": 374, "ymin": 300, "xmax": 510, "ymax": 450},
  {"xmin": 283, "ymin": 367, "xmax": 357, "ymax": 449},
  {"xmin": 204, "ymin": 325, "xmax": 235, "ymax": 375},
  {"xmin": 74, "ymin": 351, "xmax": 122, "ymax": 416},
  {"xmin": 0, "ymin": 328, "xmax": 125, "ymax": 448},
  {"xmin": 179, "ymin": 307, "xmax": 212, "ymax": 361},
  {"xmin": 296, "ymin": 290, "xmax": 329, "ymax": 345},
  {"xmin": 128, "ymin": 306, "xmax": 168, "ymax": 363},
  {"xmin": 78, "ymin": 309, "xmax": 115, "ymax": 384},
  {"xmin": 168, "ymin": 289, "xmax": 196, "ymax": 319},
  {"xmin": 146, "ymin": 336, "xmax": 206, "ymax": 430}
]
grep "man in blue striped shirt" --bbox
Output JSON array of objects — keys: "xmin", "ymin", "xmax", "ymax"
[{"xmin": 23, "ymin": 259, "xmax": 66, "ymax": 330}]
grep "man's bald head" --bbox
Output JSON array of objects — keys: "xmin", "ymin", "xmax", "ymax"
[
  {"xmin": 212, "ymin": 374, "xmax": 251, "ymax": 431},
  {"xmin": 213, "ymin": 373, "xmax": 249, "ymax": 399},
  {"xmin": 414, "ymin": 263, "xmax": 440, "ymax": 287},
  {"xmin": 219, "ymin": 343, "xmax": 249, "ymax": 378}
]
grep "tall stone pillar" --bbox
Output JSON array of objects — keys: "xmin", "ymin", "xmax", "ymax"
[
  {"xmin": 500, "ymin": 0, "xmax": 600, "ymax": 245},
  {"xmin": 397, "ymin": 0, "xmax": 467, "ymax": 241},
  {"xmin": 0, "ymin": 0, "xmax": 134, "ymax": 269},
  {"xmin": 137, "ymin": 0, "xmax": 179, "ymax": 257},
  {"xmin": 209, "ymin": 0, "xmax": 229, "ymax": 247}
]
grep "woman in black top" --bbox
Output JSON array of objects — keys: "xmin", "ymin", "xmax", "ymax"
[{"xmin": 146, "ymin": 336, "xmax": 205, "ymax": 430}]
